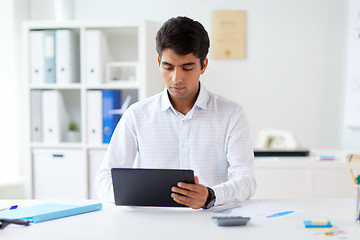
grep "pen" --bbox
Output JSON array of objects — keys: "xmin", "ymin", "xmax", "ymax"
[
  {"xmin": 350, "ymin": 168, "xmax": 358, "ymax": 185},
  {"xmin": 0, "ymin": 205, "xmax": 18, "ymax": 211},
  {"xmin": 266, "ymin": 211, "xmax": 294, "ymax": 218}
]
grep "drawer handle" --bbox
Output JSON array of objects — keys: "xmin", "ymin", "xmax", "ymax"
[{"xmin": 52, "ymin": 154, "xmax": 64, "ymax": 158}]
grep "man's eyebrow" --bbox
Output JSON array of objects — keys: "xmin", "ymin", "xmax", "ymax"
[
  {"xmin": 161, "ymin": 61, "xmax": 195, "ymax": 67},
  {"xmin": 161, "ymin": 61, "xmax": 173, "ymax": 66},
  {"xmin": 181, "ymin": 62, "xmax": 195, "ymax": 67}
]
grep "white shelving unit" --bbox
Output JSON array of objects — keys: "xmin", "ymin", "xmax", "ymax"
[{"xmin": 23, "ymin": 20, "xmax": 163, "ymax": 199}]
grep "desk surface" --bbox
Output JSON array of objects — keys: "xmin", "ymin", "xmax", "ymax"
[{"xmin": 0, "ymin": 199, "xmax": 359, "ymax": 240}]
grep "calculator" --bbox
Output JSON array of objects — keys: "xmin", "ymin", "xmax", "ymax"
[{"xmin": 212, "ymin": 216, "xmax": 251, "ymax": 226}]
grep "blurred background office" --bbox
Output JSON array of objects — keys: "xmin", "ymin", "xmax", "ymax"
[{"xmin": 0, "ymin": 0, "xmax": 359, "ymax": 198}]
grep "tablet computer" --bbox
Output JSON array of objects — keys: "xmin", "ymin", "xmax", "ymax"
[{"xmin": 111, "ymin": 168, "xmax": 195, "ymax": 207}]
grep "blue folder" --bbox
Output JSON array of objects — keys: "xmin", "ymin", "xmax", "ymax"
[
  {"xmin": 102, "ymin": 90, "xmax": 122, "ymax": 144},
  {"xmin": 0, "ymin": 203, "xmax": 102, "ymax": 223}
]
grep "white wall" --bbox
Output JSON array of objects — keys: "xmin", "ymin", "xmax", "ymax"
[
  {"xmin": 0, "ymin": 0, "xmax": 28, "ymax": 182},
  {"xmin": 342, "ymin": 0, "xmax": 360, "ymax": 150},
  {"xmin": 70, "ymin": 0, "xmax": 348, "ymax": 149}
]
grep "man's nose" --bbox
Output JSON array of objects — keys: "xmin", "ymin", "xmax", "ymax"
[{"xmin": 172, "ymin": 68, "xmax": 183, "ymax": 83}]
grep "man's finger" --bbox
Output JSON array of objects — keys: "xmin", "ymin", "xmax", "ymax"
[
  {"xmin": 195, "ymin": 175, "xmax": 199, "ymax": 184},
  {"xmin": 171, "ymin": 193, "xmax": 204, "ymax": 209},
  {"xmin": 171, "ymin": 193, "xmax": 192, "ymax": 206},
  {"xmin": 172, "ymin": 186, "xmax": 194, "ymax": 198},
  {"xmin": 177, "ymin": 182, "xmax": 202, "ymax": 192}
]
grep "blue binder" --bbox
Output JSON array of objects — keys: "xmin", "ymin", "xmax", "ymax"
[
  {"xmin": 102, "ymin": 90, "xmax": 122, "ymax": 144},
  {"xmin": 43, "ymin": 30, "xmax": 56, "ymax": 83},
  {"xmin": 0, "ymin": 203, "xmax": 102, "ymax": 223}
]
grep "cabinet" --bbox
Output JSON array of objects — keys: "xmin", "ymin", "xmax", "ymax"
[
  {"xmin": 32, "ymin": 149, "xmax": 86, "ymax": 199},
  {"xmin": 23, "ymin": 21, "xmax": 163, "ymax": 199},
  {"xmin": 253, "ymin": 150, "xmax": 359, "ymax": 199}
]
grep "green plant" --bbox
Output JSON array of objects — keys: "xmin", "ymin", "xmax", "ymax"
[{"xmin": 69, "ymin": 121, "xmax": 78, "ymax": 132}]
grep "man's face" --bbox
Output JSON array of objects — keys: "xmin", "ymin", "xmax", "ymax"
[{"xmin": 158, "ymin": 48, "xmax": 208, "ymax": 102}]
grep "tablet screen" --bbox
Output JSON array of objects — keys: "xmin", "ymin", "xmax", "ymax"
[{"xmin": 111, "ymin": 168, "xmax": 195, "ymax": 207}]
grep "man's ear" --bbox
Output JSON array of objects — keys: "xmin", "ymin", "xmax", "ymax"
[
  {"xmin": 201, "ymin": 58, "xmax": 208, "ymax": 74},
  {"xmin": 157, "ymin": 56, "xmax": 161, "ymax": 65}
]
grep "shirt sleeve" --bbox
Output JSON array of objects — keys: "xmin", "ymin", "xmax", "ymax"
[
  {"xmin": 212, "ymin": 107, "xmax": 256, "ymax": 206},
  {"xmin": 94, "ymin": 108, "xmax": 138, "ymax": 202}
]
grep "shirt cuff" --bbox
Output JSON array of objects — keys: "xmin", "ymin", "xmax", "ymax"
[{"xmin": 212, "ymin": 185, "xmax": 225, "ymax": 206}]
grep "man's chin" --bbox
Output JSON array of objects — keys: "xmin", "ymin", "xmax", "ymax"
[
  {"xmin": 168, "ymin": 87, "xmax": 185, "ymax": 96},
  {"xmin": 168, "ymin": 91, "xmax": 187, "ymax": 99}
]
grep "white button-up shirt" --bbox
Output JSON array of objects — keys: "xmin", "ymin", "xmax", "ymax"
[{"xmin": 95, "ymin": 83, "xmax": 256, "ymax": 206}]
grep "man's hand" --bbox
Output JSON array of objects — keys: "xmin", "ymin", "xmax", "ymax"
[{"xmin": 171, "ymin": 176, "xmax": 209, "ymax": 209}]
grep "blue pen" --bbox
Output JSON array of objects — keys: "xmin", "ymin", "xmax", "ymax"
[
  {"xmin": 0, "ymin": 205, "xmax": 18, "ymax": 211},
  {"xmin": 266, "ymin": 211, "xmax": 294, "ymax": 218}
]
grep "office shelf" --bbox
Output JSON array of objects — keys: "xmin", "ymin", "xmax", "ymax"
[{"xmin": 24, "ymin": 20, "xmax": 163, "ymax": 199}]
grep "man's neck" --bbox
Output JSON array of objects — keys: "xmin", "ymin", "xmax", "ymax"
[
  {"xmin": 170, "ymin": 98, "xmax": 195, "ymax": 115},
  {"xmin": 168, "ymin": 90, "xmax": 200, "ymax": 116}
]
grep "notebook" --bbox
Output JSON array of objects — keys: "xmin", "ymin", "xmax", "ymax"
[
  {"xmin": 111, "ymin": 168, "xmax": 194, "ymax": 207},
  {"xmin": 0, "ymin": 203, "xmax": 102, "ymax": 223}
]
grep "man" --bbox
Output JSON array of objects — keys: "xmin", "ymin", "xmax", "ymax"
[{"xmin": 95, "ymin": 16, "xmax": 256, "ymax": 209}]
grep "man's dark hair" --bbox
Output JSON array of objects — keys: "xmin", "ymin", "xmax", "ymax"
[{"xmin": 156, "ymin": 16, "xmax": 210, "ymax": 69}]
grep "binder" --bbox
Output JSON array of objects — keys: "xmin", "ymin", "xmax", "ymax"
[
  {"xmin": 29, "ymin": 30, "xmax": 45, "ymax": 84},
  {"xmin": 42, "ymin": 90, "xmax": 68, "ymax": 143},
  {"xmin": 56, "ymin": 29, "xmax": 79, "ymax": 84},
  {"xmin": 87, "ymin": 90, "xmax": 103, "ymax": 145},
  {"xmin": 85, "ymin": 30, "xmax": 111, "ymax": 84},
  {"xmin": 108, "ymin": 95, "xmax": 132, "ymax": 115},
  {"xmin": 102, "ymin": 90, "xmax": 121, "ymax": 144},
  {"xmin": 0, "ymin": 203, "xmax": 102, "ymax": 223},
  {"xmin": 30, "ymin": 90, "xmax": 42, "ymax": 142},
  {"xmin": 43, "ymin": 30, "xmax": 56, "ymax": 83}
]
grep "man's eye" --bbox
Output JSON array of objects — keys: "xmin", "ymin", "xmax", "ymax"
[
  {"xmin": 183, "ymin": 68, "xmax": 193, "ymax": 71},
  {"xmin": 163, "ymin": 66, "xmax": 173, "ymax": 71}
]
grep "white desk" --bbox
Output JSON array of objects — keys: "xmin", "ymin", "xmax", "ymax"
[{"xmin": 1, "ymin": 199, "xmax": 359, "ymax": 240}]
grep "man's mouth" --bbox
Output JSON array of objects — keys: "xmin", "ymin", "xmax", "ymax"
[{"xmin": 171, "ymin": 86, "xmax": 185, "ymax": 92}]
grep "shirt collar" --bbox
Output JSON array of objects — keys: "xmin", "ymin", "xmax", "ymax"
[
  {"xmin": 194, "ymin": 82, "xmax": 208, "ymax": 110},
  {"xmin": 161, "ymin": 81, "xmax": 209, "ymax": 112},
  {"xmin": 161, "ymin": 87, "xmax": 172, "ymax": 111}
]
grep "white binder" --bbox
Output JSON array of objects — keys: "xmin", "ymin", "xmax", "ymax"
[
  {"xmin": 29, "ymin": 31, "xmax": 44, "ymax": 84},
  {"xmin": 56, "ymin": 29, "xmax": 79, "ymax": 84},
  {"xmin": 42, "ymin": 90, "xmax": 69, "ymax": 143},
  {"xmin": 43, "ymin": 30, "xmax": 56, "ymax": 83},
  {"xmin": 85, "ymin": 30, "xmax": 110, "ymax": 84},
  {"xmin": 86, "ymin": 90, "xmax": 103, "ymax": 144},
  {"xmin": 31, "ymin": 90, "xmax": 42, "ymax": 142}
]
